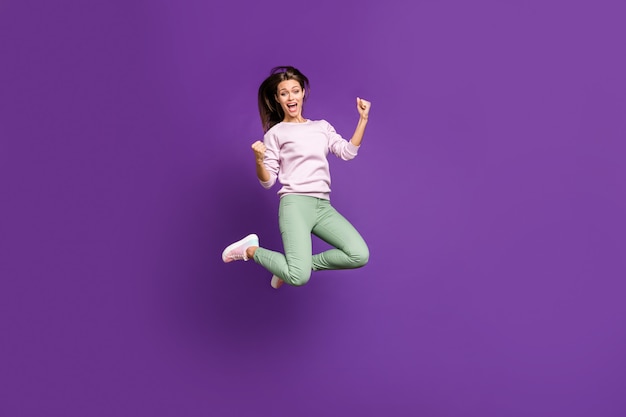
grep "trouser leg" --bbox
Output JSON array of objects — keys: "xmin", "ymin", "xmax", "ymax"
[
  {"xmin": 253, "ymin": 195, "xmax": 315, "ymax": 286},
  {"xmin": 311, "ymin": 200, "xmax": 369, "ymax": 271}
]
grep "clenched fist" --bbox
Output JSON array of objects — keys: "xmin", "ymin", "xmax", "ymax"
[
  {"xmin": 357, "ymin": 97, "xmax": 371, "ymax": 119},
  {"xmin": 251, "ymin": 141, "xmax": 266, "ymax": 163}
]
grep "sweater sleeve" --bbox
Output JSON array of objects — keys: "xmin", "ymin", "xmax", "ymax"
[
  {"xmin": 260, "ymin": 130, "xmax": 279, "ymax": 189},
  {"xmin": 325, "ymin": 120, "xmax": 359, "ymax": 161}
]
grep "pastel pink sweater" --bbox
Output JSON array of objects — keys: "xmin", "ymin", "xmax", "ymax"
[{"xmin": 260, "ymin": 119, "xmax": 359, "ymax": 199}]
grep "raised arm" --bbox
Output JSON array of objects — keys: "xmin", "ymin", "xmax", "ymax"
[
  {"xmin": 252, "ymin": 133, "xmax": 279, "ymax": 189},
  {"xmin": 348, "ymin": 97, "xmax": 371, "ymax": 147},
  {"xmin": 252, "ymin": 141, "xmax": 270, "ymax": 183}
]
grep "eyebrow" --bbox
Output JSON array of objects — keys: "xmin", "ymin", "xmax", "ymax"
[{"xmin": 278, "ymin": 86, "xmax": 301, "ymax": 92}]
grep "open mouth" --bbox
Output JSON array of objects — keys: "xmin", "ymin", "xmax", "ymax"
[{"xmin": 287, "ymin": 103, "xmax": 297, "ymax": 112}]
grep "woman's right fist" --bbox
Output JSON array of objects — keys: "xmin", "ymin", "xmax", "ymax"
[{"xmin": 251, "ymin": 141, "xmax": 266, "ymax": 162}]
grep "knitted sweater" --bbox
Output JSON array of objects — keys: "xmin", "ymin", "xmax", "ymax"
[{"xmin": 260, "ymin": 119, "xmax": 359, "ymax": 199}]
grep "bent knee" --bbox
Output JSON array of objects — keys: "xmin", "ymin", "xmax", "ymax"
[
  {"xmin": 349, "ymin": 244, "xmax": 370, "ymax": 268},
  {"xmin": 284, "ymin": 270, "xmax": 311, "ymax": 287}
]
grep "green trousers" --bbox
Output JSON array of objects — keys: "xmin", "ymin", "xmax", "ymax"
[{"xmin": 253, "ymin": 194, "xmax": 369, "ymax": 286}]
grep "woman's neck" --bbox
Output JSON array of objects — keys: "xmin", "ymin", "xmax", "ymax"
[{"xmin": 282, "ymin": 115, "xmax": 307, "ymax": 123}]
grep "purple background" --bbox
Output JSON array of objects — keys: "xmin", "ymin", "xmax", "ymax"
[{"xmin": 2, "ymin": 0, "xmax": 625, "ymax": 416}]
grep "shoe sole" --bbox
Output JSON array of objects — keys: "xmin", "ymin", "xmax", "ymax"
[{"xmin": 221, "ymin": 234, "xmax": 259, "ymax": 262}]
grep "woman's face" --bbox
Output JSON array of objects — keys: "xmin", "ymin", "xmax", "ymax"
[{"xmin": 275, "ymin": 79, "xmax": 305, "ymax": 122}]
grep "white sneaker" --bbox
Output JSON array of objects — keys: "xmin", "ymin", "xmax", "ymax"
[
  {"xmin": 271, "ymin": 275, "xmax": 284, "ymax": 289},
  {"xmin": 221, "ymin": 234, "xmax": 259, "ymax": 263}
]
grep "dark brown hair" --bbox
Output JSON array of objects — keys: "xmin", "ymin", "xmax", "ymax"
[{"xmin": 258, "ymin": 66, "xmax": 310, "ymax": 132}]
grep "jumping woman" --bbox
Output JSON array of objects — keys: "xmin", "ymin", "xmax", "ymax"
[{"xmin": 221, "ymin": 66, "xmax": 371, "ymax": 289}]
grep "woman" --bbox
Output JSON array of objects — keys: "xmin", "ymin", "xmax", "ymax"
[{"xmin": 222, "ymin": 66, "xmax": 370, "ymax": 289}]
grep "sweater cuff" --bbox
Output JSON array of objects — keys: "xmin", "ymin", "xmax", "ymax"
[
  {"xmin": 260, "ymin": 177, "xmax": 275, "ymax": 189},
  {"xmin": 346, "ymin": 142, "xmax": 360, "ymax": 157}
]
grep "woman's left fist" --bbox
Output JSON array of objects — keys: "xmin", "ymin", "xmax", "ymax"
[{"xmin": 357, "ymin": 97, "xmax": 371, "ymax": 119}]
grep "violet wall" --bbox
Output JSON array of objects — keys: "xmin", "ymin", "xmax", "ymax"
[{"xmin": 1, "ymin": 1, "xmax": 625, "ymax": 416}]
